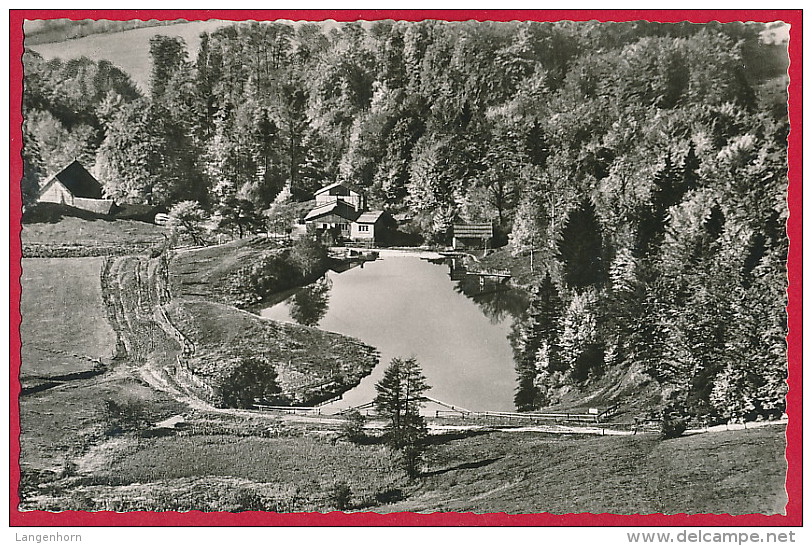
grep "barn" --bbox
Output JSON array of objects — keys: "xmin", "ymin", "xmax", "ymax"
[
  {"xmin": 36, "ymin": 160, "xmax": 115, "ymax": 215},
  {"xmin": 452, "ymin": 223, "xmax": 494, "ymax": 250}
]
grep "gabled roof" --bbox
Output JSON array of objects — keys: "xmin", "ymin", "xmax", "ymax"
[
  {"xmin": 39, "ymin": 160, "xmax": 104, "ymax": 199},
  {"xmin": 355, "ymin": 211, "xmax": 386, "ymax": 224},
  {"xmin": 314, "ymin": 181, "xmax": 361, "ymax": 196},
  {"xmin": 453, "ymin": 223, "xmax": 494, "ymax": 238},
  {"xmin": 304, "ymin": 200, "xmax": 361, "ymax": 222}
]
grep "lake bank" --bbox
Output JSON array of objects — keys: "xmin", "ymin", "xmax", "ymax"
[{"xmin": 262, "ymin": 253, "xmax": 527, "ymax": 413}]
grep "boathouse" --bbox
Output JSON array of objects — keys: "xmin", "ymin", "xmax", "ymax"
[{"xmin": 452, "ymin": 222, "xmax": 494, "ymax": 250}]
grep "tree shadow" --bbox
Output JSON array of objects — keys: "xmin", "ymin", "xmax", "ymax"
[
  {"xmin": 422, "ymin": 456, "xmax": 504, "ymax": 477},
  {"xmin": 422, "ymin": 428, "xmax": 491, "ymax": 446}
]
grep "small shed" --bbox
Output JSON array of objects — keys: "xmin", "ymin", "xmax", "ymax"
[
  {"xmin": 351, "ymin": 211, "xmax": 396, "ymax": 244},
  {"xmin": 37, "ymin": 160, "xmax": 115, "ymax": 215},
  {"xmin": 452, "ymin": 223, "xmax": 494, "ymax": 250}
]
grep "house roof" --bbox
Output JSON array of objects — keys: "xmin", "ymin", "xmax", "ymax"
[
  {"xmin": 453, "ymin": 223, "xmax": 494, "ymax": 238},
  {"xmin": 314, "ymin": 181, "xmax": 361, "ymax": 196},
  {"xmin": 304, "ymin": 200, "xmax": 360, "ymax": 222},
  {"xmin": 40, "ymin": 160, "xmax": 104, "ymax": 199},
  {"xmin": 355, "ymin": 211, "xmax": 386, "ymax": 224}
]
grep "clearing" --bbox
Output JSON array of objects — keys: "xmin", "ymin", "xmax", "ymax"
[
  {"xmin": 22, "ymin": 204, "xmax": 166, "ymax": 257},
  {"xmin": 19, "ymin": 257, "xmax": 116, "ymax": 388}
]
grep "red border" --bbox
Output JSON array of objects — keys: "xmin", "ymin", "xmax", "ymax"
[{"xmin": 8, "ymin": 9, "xmax": 802, "ymax": 527}]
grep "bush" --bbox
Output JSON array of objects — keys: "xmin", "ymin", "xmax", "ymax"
[
  {"xmin": 660, "ymin": 412, "xmax": 688, "ymax": 439},
  {"xmin": 329, "ymin": 481, "xmax": 353, "ymax": 510},
  {"xmin": 103, "ymin": 397, "xmax": 151, "ymax": 435},
  {"xmin": 340, "ymin": 409, "xmax": 367, "ymax": 444},
  {"xmin": 220, "ymin": 357, "xmax": 282, "ymax": 409}
]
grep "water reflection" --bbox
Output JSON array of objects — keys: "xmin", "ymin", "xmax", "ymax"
[
  {"xmin": 288, "ymin": 276, "xmax": 332, "ymax": 326},
  {"xmin": 453, "ymin": 273, "xmax": 528, "ymax": 325},
  {"xmin": 262, "ymin": 255, "xmax": 527, "ymax": 411}
]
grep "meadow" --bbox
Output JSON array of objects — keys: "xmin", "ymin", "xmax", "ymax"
[
  {"xmin": 21, "ymin": 204, "xmax": 167, "ymax": 259},
  {"xmin": 20, "ymin": 257, "xmax": 116, "ymax": 383},
  {"xmin": 26, "ymin": 20, "xmax": 229, "ymax": 92},
  {"xmin": 165, "ymin": 299, "xmax": 379, "ymax": 405},
  {"xmin": 386, "ymin": 424, "xmax": 788, "ymax": 515}
]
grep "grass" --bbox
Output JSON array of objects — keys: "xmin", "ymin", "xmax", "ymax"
[
  {"xmin": 165, "ymin": 299, "xmax": 379, "ymax": 405},
  {"xmin": 22, "ymin": 204, "xmax": 166, "ymax": 254},
  {"xmin": 19, "ymin": 374, "xmax": 186, "ymax": 473},
  {"xmin": 385, "ymin": 424, "xmax": 787, "ymax": 515},
  {"xmin": 169, "ymin": 236, "xmax": 287, "ymax": 304},
  {"xmin": 26, "ymin": 20, "xmax": 230, "ymax": 92},
  {"xmin": 107, "ymin": 434, "xmax": 400, "ymax": 490},
  {"xmin": 20, "ymin": 257, "xmax": 116, "ymax": 383},
  {"xmin": 22, "ymin": 424, "xmax": 407, "ymax": 512}
]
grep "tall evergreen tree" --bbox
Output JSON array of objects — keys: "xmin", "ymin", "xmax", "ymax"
[
  {"xmin": 374, "ymin": 357, "xmax": 430, "ymax": 477},
  {"xmin": 558, "ymin": 199, "xmax": 605, "ymax": 289}
]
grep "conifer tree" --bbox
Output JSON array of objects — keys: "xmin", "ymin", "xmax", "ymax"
[
  {"xmin": 558, "ymin": 199, "xmax": 605, "ymax": 289},
  {"xmin": 374, "ymin": 357, "xmax": 430, "ymax": 477}
]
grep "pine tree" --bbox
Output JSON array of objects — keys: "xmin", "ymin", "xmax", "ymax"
[
  {"xmin": 558, "ymin": 199, "xmax": 605, "ymax": 289},
  {"xmin": 513, "ymin": 274, "xmax": 564, "ymax": 410},
  {"xmin": 374, "ymin": 357, "xmax": 430, "ymax": 477}
]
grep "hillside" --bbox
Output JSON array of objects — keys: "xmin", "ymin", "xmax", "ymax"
[
  {"xmin": 25, "ymin": 19, "xmax": 229, "ymax": 91},
  {"xmin": 20, "ymin": 257, "xmax": 116, "ymax": 392},
  {"xmin": 21, "ymin": 203, "xmax": 167, "ymax": 257}
]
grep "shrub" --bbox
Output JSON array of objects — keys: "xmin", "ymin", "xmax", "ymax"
[
  {"xmin": 660, "ymin": 411, "xmax": 688, "ymax": 439},
  {"xmin": 329, "ymin": 481, "xmax": 353, "ymax": 510},
  {"xmin": 220, "ymin": 357, "xmax": 282, "ymax": 409},
  {"xmin": 102, "ymin": 397, "xmax": 151, "ymax": 435},
  {"xmin": 340, "ymin": 409, "xmax": 367, "ymax": 444}
]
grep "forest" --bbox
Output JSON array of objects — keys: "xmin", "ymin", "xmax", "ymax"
[{"xmin": 21, "ymin": 19, "xmax": 789, "ymax": 422}]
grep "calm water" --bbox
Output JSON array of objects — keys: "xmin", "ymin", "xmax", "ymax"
[{"xmin": 260, "ymin": 254, "xmax": 526, "ymax": 413}]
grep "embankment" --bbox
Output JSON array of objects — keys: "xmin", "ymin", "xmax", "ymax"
[{"xmin": 101, "ymin": 238, "xmax": 378, "ymax": 408}]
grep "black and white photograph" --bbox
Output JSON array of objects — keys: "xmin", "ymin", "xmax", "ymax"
[{"xmin": 13, "ymin": 12, "xmax": 795, "ymax": 519}]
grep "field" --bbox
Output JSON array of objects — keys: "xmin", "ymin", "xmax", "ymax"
[
  {"xmin": 386, "ymin": 424, "xmax": 788, "ymax": 515},
  {"xmin": 26, "ymin": 20, "xmax": 229, "ymax": 91},
  {"xmin": 169, "ymin": 237, "xmax": 285, "ymax": 303},
  {"xmin": 20, "ymin": 417, "xmax": 787, "ymax": 514},
  {"xmin": 21, "ymin": 204, "xmax": 166, "ymax": 257},
  {"xmin": 20, "ymin": 257, "xmax": 116, "ymax": 384}
]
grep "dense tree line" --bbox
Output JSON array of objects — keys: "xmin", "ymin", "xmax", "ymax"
[{"xmin": 21, "ymin": 20, "xmax": 789, "ymax": 421}]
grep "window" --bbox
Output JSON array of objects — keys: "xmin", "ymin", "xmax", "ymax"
[{"xmin": 358, "ymin": 224, "xmax": 369, "ymax": 232}]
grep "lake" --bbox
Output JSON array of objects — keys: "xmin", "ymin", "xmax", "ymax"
[{"xmin": 261, "ymin": 253, "xmax": 527, "ymax": 413}]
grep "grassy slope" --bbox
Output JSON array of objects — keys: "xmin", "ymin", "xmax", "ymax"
[
  {"xmin": 27, "ymin": 422, "xmax": 787, "ymax": 514},
  {"xmin": 165, "ymin": 299, "xmax": 379, "ymax": 404},
  {"xmin": 20, "ymin": 257, "xmax": 116, "ymax": 382},
  {"xmin": 102, "ymin": 434, "xmax": 403, "ymax": 509},
  {"xmin": 388, "ymin": 424, "xmax": 787, "ymax": 515},
  {"xmin": 169, "ymin": 237, "xmax": 283, "ymax": 304},
  {"xmin": 26, "ymin": 20, "xmax": 230, "ymax": 91},
  {"xmin": 19, "ymin": 375, "xmax": 187, "ymax": 476},
  {"xmin": 22, "ymin": 205, "xmax": 166, "ymax": 249}
]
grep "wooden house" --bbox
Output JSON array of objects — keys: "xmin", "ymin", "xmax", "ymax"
[
  {"xmin": 452, "ymin": 223, "xmax": 494, "ymax": 250},
  {"xmin": 37, "ymin": 160, "xmax": 115, "ymax": 214},
  {"xmin": 314, "ymin": 182, "xmax": 367, "ymax": 211},
  {"xmin": 350, "ymin": 211, "xmax": 396, "ymax": 244},
  {"xmin": 304, "ymin": 200, "xmax": 361, "ymax": 239}
]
